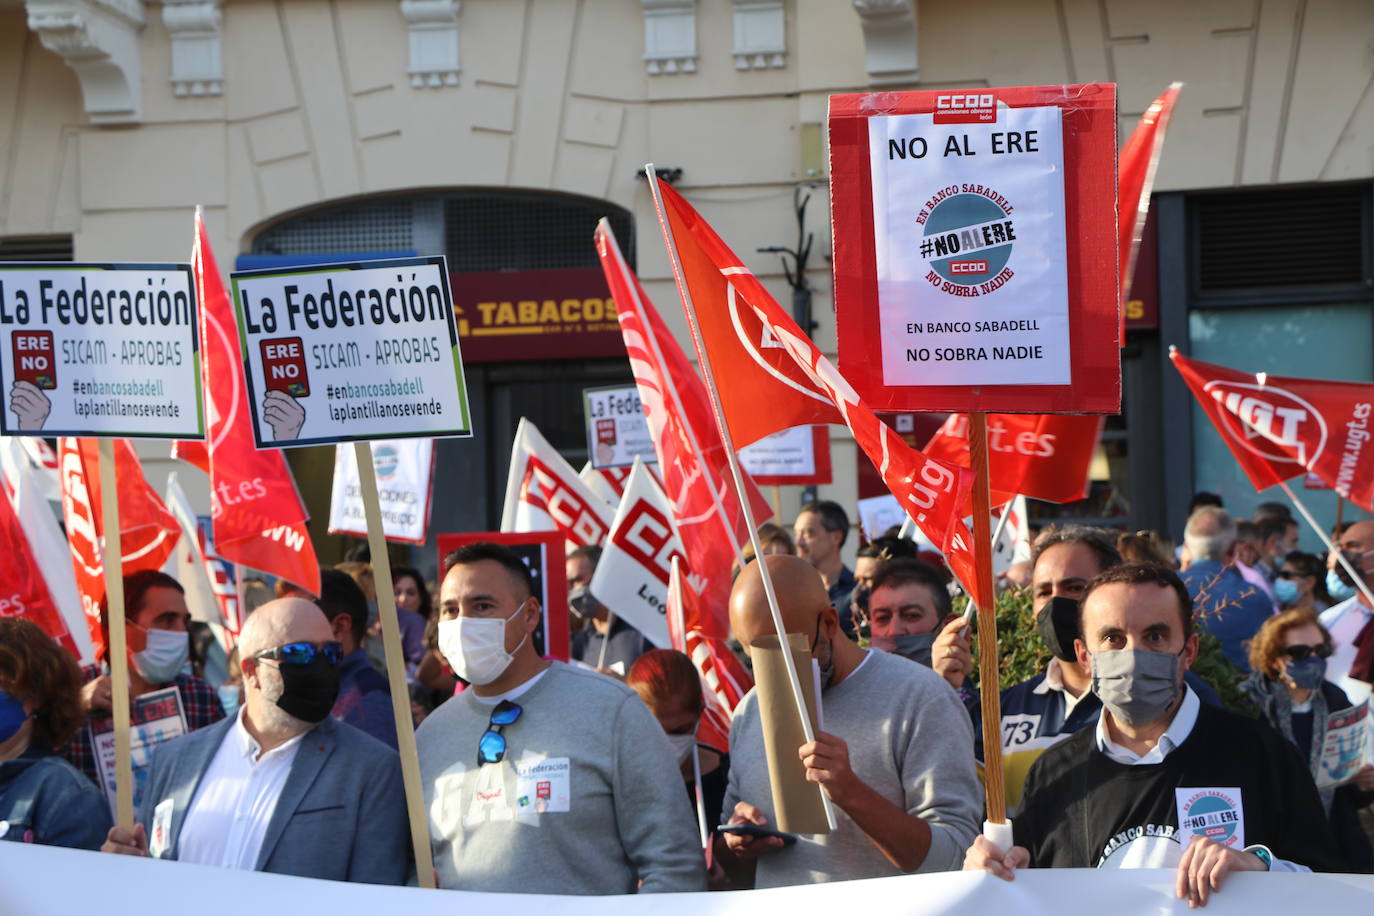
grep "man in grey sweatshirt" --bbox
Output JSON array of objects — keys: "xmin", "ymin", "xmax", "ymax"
[
  {"xmin": 718, "ymin": 554, "xmax": 981, "ymax": 887},
  {"xmin": 416, "ymin": 541, "xmax": 706, "ymax": 894}
]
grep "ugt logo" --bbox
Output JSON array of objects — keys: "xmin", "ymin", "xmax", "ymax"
[{"xmin": 1202, "ymin": 380, "xmax": 1327, "ymax": 467}]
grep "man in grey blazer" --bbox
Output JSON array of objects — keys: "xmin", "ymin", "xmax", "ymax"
[{"xmin": 102, "ymin": 597, "xmax": 409, "ymax": 884}]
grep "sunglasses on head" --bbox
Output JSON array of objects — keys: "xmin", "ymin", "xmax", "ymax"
[
  {"xmin": 1284, "ymin": 643, "xmax": 1332, "ymax": 662},
  {"xmin": 477, "ymin": 700, "xmax": 523, "ymax": 766},
  {"xmin": 253, "ymin": 641, "xmax": 343, "ymax": 666}
]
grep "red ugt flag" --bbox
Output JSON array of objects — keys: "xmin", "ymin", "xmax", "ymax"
[
  {"xmin": 1172, "ymin": 350, "xmax": 1374, "ymax": 512},
  {"xmin": 1119, "ymin": 83, "xmax": 1182, "ymax": 341},
  {"xmin": 925, "ymin": 413, "xmax": 1103, "ymax": 510},
  {"xmin": 174, "ymin": 211, "xmax": 320, "ymax": 595},
  {"xmin": 650, "ymin": 179, "xmax": 990, "ymax": 610}
]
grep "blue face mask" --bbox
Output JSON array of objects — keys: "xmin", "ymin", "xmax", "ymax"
[
  {"xmin": 1273, "ymin": 577, "xmax": 1300, "ymax": 606},
  {"xmin": 0, "ymin": 690, "xmax": 30, "ymax": 743},
  {"xmin": 1327, "ymin": 569, "xmax": 1358, "ymax": 603},
  {"xmin": 216, "ymin": 684, "xmax": 242, "ymax": 719}
]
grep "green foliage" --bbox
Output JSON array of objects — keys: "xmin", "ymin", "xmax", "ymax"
[{"xmin": 953, "ymin": 587, "xmax": 1254, "ymax": 716}]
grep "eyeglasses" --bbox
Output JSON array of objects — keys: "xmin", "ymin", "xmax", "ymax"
[
  {"xmin": 252, "ymin": 641, "xmax": 343, "ymax": 666},
  {"xmin": 1283, "ymin": 643, "xmax": 1333, "ymax": 662},
  {"xmin": 477, "ymin": 700, "xmax": 523, "ymax": 766}
]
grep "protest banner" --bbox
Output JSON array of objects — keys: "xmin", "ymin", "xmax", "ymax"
[
  {"xmin": 1118, "ymin": 83, "xmax": 1182, "ymax": 342},
  {"xmin": 583, "ymin": 385, "xmax": 655, "ymax": 469},
  {"xmin": 828, "ymin": 84, "xmax": 1119, "ymax": 415},
  {"xmin": 738, "ymin": 425, "xmax": 832, "ymax": 486},
  {"xmin": 230, "ymin": 256, "xmax": 470, "ymax": 448},
  {"xmin": 8, "ymin": 841, "xmax": 1374, "ymax": 916},
  {"xmin": 856, "ymin": 494, "xmax": 907, "ymax": 541},
  {"xmin": 0, "ymin": 263, "xmax": 204, "ymax": 439},
  {"xmin": 588, "ymin": 459, "xmax": 682, "ymax": 650},
  {"xmin": 90, "ymin": 686, "xmax": 186, "ymax": 821},
  {"xmin": 1317, "ymin": 702, "xmax": 1369, "ymax": 789},
  {"xmin": 502, "ymin": 417, "xmax": 614, "ymax": 548},
  {"xmin": 436, "ymin": 531, "xmax": 570, "ymax": 662},
  {"xmin": 328, "ymin": 439, "xmax": 435, "ymax": 544}
]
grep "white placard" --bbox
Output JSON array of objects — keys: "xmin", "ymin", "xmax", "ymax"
[
  {"xmin": 1317, "ymin": 701, "xmax": 1369, "ymax": 789},
  {"xmin": 0, "ymin": 263, "xmax": 203, "ymax": 439},
  {"xmin": 739, "ymin": 426, "xmax": 817, "ymax": 478},
  {"xmin": 584, "ymin": 385, "xmax": 655, "ymax": 469},
  {"xmin": 91, "ymin": 687, "xmax": 187, "ymax": 820},
  {"xmin": 867, "ymin": 105, "xmax": 1071, "ymax": 387},
  {"xmin": 856, "ymin": 494, "xmax": 905, "ymax": 540},
  {"xmin": 328, "ymin": 439, "xmax": 435, "ymax": 544},
  {"xmin": 230, "ymin": 257, "xmax": 470, "ymax": 448}
]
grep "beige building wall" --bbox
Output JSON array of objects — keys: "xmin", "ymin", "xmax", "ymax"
[{"xmin": 1, "ymin": 0, "xmax": 1371, "ymax": 539}]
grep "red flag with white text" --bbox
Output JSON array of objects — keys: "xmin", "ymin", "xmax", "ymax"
[
  {"xmin": 501, "ymin": 418, "xmax": 614, "ymax": 548},
  {"xmin": 1119, "ymin": 83, "xmax": 1182, "ymax": 341},
  {"xmin": 650, "ymin": 180, "xmax": 990, "ymax": 610},
  {"xmin": 668, "ymin": 559, "xmax": 749, "ymax": 753},
  {"xmin": 57, "ymin": 438, "xmax": 107, "ymax": 654},
  {"xmin": 175, "ymin": 211, "xmax": 320, "ymax": 595},
  {"xmin": 72, "ymin": 439, "xmax": 182, "ymax": 575},
  {"xmin": 0, "ymin": 486, "xmax": 78, "ymax": 657},
  {"xmin": 1172, "ymin": 351, "xmax": 1374, "ymax": 512}
]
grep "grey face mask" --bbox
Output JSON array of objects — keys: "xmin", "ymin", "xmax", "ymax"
[
  {"xmin": 1090, "ymin": 648, "xmax": 1181, "ymax": 726},
  {"xmin": 872, "ymin": 632, "xmax": 936, "ymax": 668}
]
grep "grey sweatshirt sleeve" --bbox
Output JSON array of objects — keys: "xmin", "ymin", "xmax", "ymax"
[
  {"xmin": 609, "ymin": 693, "xmax": 709, "ymax": 893},
  {"xmin": 902, "ymin": 678, "xmax": 982, "ymax": 871}
]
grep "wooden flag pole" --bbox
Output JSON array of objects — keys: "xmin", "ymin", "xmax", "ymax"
[
  {"xmin": 968, "ymin": 414, "xmax": 1008, "ymax": 828},
  {"xmin": 96, "ymin": 439, "xmax": 135, "ymax": 832},
  {"xmin": 353, "ymin": 441, "xmax": 436, "ymax": 889},
  {"xmin": 771, "ymin": 486, "xmax": 783, "ymax": 522}
]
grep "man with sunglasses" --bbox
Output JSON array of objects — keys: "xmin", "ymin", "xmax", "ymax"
[
  {"xmin": 416, "ymin": 542, "xmax": 705, "ymax": 894},
  {"xmin": 718, "ymin": 554, "xmax": 981, "ymax": 887},
  {"xmin": 101, "ymin": 598, "xmax": 409, "ymax": 884}
]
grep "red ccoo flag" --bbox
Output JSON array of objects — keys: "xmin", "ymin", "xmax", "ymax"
[
  {"xmin": 174, "ymin": 211, "xmax": 320, "ymax": 595},
  {"xmin": 1119, "ymin": 83, "xmax": 1182, "ymax": 341},
  {"xmin": 651, "ymin": 179, "xmax": 989, "ymax": 611},
  {"xmin": 1172, "ymin": 350, "xmax": 1374, "ymax": 512}
]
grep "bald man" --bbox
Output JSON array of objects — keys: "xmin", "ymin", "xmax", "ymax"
[
  {"xmin": 1321, "ymin": 520, "xmax": 1374, "ymax": 706},
  {"xmin": 716, "ymin": 555, "xmax": 980, "ymax": 887},
  {"xmin": 102, "ymin": 598, "xmax": 409, "ymax": 884}
]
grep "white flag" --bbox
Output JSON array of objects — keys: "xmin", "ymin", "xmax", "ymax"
[
  {"xmin": 163, "ymin": 473, "xmax": 241, "ymax": 651},
  {"xmin": 501, "ymin": 418, "xmax": 613, "ymax": 548},
  {"xmin": 991, "ymin": 495, "xmax": 1031, "ymax": 577},
  {"xmin": 589, "ymin": 459, "xmax": 681, "ymax": 648},
  {"xmin": 579, "ymin": 462, "xmax": 623, "ymax": 509},
  {"xmin": 328, "ymin": 440, "xmax": 435, "ymax": 544},
  {"xmin": 0, "ymin": 438, "xmax": 93, "ymax": 663}
]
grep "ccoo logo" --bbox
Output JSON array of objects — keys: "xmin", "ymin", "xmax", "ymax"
[{"xmin": 1203, "ymin": 380, "xmax": 1327, "ymax": 467}]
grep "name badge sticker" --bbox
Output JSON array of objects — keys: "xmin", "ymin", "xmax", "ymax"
[
  {"xmin": 515, "ymin": 756, "xmax": 571, "ymax": 814},
  {"xmin": 150, "ymin": 797, "xmax": 174, "ymax": 858},
  {"xmin": 1175, "ymin": 787, "xmax": 1245, "ymax": 852}
]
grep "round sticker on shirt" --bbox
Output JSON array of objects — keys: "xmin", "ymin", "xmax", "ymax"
[{"xmin": 1176, "ymin": 787, "xmax": 1245, "ymax": 850}]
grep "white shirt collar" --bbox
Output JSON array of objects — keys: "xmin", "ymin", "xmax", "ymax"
[
  {"xmin": 1095, "ymin": 685, "xmax": 1200, "ymax": 765},
  {"xmin": 467, "ymin": 666, "xmax": 551, "ymax": 706},
  {"xmin": 1034, "ymin": 658, "xmax": 1089, "ymax": 716},
  {"xmin": 231, "ymin": 706, "xmax": 307, "ymax": 763}
]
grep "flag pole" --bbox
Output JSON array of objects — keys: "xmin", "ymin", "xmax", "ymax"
[
  {"xmin": 1278, "ymin": 479, "xmax": 1374, "ymax": 609},
  {"xmin": 352, "ymin": 441, "xmax": 436, "ymax": 889},
  {"xmin": 96, "ymin": 439, "xmax": 134, "ymax": 832},
  {"xmin": 690, "ymin": 742, "xmax": 709, "ymax": 849},
  {"xmin": 670, "ymin": 557, "xmax": 709, "ymax": 848},
  {"xmin": 596, "ymin": 611, "xmax": 615, "ymax": 671},
  {"xmin": 968, "ymin": 415, "xmax": 1009, "ymax": 833},
  {"xmin": 960, "ymin": 498, "xmax": 1013, "ymax": 626},
  {"xmin": 646, "ymin": 165, "xmax": 835, "ymax": 830},
  {"xmin": 598, "ymin": 221, "xmax": 750, "ymax": 571}
]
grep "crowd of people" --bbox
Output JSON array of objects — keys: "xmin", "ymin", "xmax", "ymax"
[{"xmin": 2, "ymin": 493, "xmax": 1372, "ymax": 905}]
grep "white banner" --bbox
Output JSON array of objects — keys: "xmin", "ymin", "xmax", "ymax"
[
  {"xmin": 867, "ymin": 104, "xmax": 1070, "ymax": 387},
  {"xmin": 738, "ymin": 426, "xmax": 817, "ymax": 478},
  {"xmin": 230, "ymin": 257, "xmax": 470, "ymax": 448},
  {"xmin": 501, "ymin": 417, "xmax": 613, "ymax": 548},
  {"xmin": 328, "ymin": 440, "xmax": 435, "ymax": 544},
  {"xmin": 6, "ymin": 842, "xmax": 1374, "ymax": 915},
  {"xmin": 589, "ymin": 459, "xmax": 678, "ymax": 648},
  {"xmin": 0, "ymin": 263, "xmax": 203, "ymax": 439},
  {"xmin": 584, "ymin": 385, "xmax": 655, "ymax": 469}
]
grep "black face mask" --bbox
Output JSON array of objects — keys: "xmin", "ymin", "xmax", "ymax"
[
  {"xmin": 275, "ymin": 656, "xmax": 341, "ymax": 723},
  {"xmin": 1035, "ymin": 596, "xmax": 1081, "ymax": 663}
]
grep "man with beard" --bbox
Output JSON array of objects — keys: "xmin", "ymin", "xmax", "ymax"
[
  {"xmin": 717, "ymin": 554, "xmax": 979, "ymax": 886},
  {"xmin": 101, "ymin": 598, "xmax": 408, "ymax": 884}
]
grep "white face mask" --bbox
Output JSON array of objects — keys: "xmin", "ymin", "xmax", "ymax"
[
  {"xmin": 132, "ymin": 627, "xmax": 189, "ymax": 684},
  {"xmin": 665, "ymin": 732, "xmax": 697, "ymax": 767},
  {"xmin": 438, "ymin": 600, "xmax": 530, "ymax": 686}
]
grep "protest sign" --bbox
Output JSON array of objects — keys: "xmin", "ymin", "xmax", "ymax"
[
  {"xmin": 230, "ymin": 256, "xmax": 470, "ymax": 448},
  {"xmin": 1317, "ymin": 702, "xmax": 1370, "ymax": 789},
  {"xmin": 328, "ymin": 440, "xmax": 434, "ymax": 544},
  {"xmin": 90, "ymin": 687, "xmax": 186, "ymax": 821},
  {"xmin": 857, "ymin": 494, "xmax": 906, "ymax": 541},
  {"xmin": 583, "ymin": 385, "xmax": 655, "ymax": 469},
  {"xmin": 738, "ymin": 425, "xmax": 832, "ymax": 486},
  {"xmin": 828, "ymin": 84, "xmax": 1119, "ymax": 414},
  {"xmin": 437, "ymin": 531, "xmax": 570, "ymax": 662},
  {"xmin": 0, "ymin": 263, "xmax": 203, "ymax": 438}
]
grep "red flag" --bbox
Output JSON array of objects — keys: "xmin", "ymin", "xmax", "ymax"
[
  {"xmin": 176, "ymin": 211, "xmax": 320, "ymax": 595},
  {"xmin": 649, "ymin": 179, "xmax": 989, "ymax": 611},
  {"xmin": 925, "ymin": 413, "xmax": 1103, "ymax": 510},
  {"xmin": 58, "ymin": 439, "xmax": 107, "ymax": 654},
  {"xmin": 1172, "ymin": 351, "xmax": 1374, "ymax": 512},
  {"xmin": 0, "ymin": 487, "xmax": 78, "ymax": 657},
  {"xmin": 597, "ymin": 220, "xmax": 772, "ymax": 638},
  {"xmin": 667, "ymin": 560, "xmax": 750, "ymax": 753},
  {"xmin": 1119, "ymin": 83, "xmax": 1182, "ymax": 341},
  {"xmin": 73, "ymin": 439, "xmax": 181, "ymax": 574}
]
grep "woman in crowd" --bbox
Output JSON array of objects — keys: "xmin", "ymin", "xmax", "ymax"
[
  {"xmin": 627, "ymin": 649, "xmax": 729, "ymax": 832},
  {"xmin": 1243, "ymin": 610, "xmax": 1374, "ymax": 870},
  {"xmin": 1276, "ymin": 550, "xmax": 1332, "ymax": 613},
  {"xmin": 0, "ymin": 618, "xmax": 112, "ymax": 850},
  {"xmin": 391, "ymin": 565, "xmax": 432, "ymax": 671}
]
